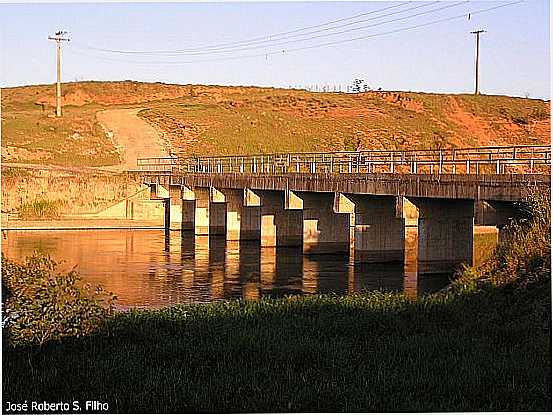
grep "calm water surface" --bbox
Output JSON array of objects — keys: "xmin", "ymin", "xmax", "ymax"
[{"xmin": 1, "ymin": 229, "xmax": 497, "ymax": 309}]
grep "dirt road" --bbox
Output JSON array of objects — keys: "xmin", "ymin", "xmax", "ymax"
[{"xmin": 96, "ymin": 108, "xmax": 168, "ymax": 170}]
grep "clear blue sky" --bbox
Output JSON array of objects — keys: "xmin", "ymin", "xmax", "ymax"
[{"xmin": 0, "ymin": 1, "xmax": 550, "ymax": 99}]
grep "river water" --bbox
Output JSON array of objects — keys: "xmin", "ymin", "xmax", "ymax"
[{"xmin": 1, "ymin": 228, "xmax": 497, "ymax": 309}]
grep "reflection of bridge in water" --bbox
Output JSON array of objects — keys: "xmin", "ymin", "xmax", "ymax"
[
  {"xmin": 134, "ymin": 145, "xmax": 550, "ymax": 278},
  {"xmin": 3, "ymin": 228, "xmax": 463, "ymax": 308}
]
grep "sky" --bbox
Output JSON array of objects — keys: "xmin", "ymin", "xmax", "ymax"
[{"xmin": 0, "ymin": 0, "xmax": 550, "ymax": 99}]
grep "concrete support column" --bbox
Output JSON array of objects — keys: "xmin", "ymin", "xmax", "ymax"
[
  {"xmin": 181, "ymin": 186, "xmax": 196, "ymax": 231},
  {"xmin": 294, "ymin": 192, "xmax": 350, "ymax": 255},
  {"xmin": 255, "ymin": 190, "xmax": 303, "ymax": 247},
  {"xmin": 341, "ymin": 194, "xmax": 405, "ymax": 263},
  {"xmin": 220, "ymin": 189, "xmax": 261, "ymax": 241},
  {"xmin": 180, "ymin": 187, "xmax": 226, "ymax": 235},
  {"xmin": 208, "ymin": 187, "xmax": 226, "ymax": 236},
  {"xmin": 193, "ymin": 187, "xmax": 211, "ymax": 235},
  {"xmin": 410, "ymin": 198, "xmax": 474, "ymax": 273},
  {"xmin": 168, "ymin": 185, "xmax": 183, "ymax": 231}
]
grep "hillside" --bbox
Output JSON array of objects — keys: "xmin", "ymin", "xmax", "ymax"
[{"xmin": 1, "ymin": 81, "xmax": 550, "ymax": 166}]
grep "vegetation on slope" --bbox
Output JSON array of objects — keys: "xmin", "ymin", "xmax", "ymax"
[
  {"xmin": 2, "ymin": 194, "xmax": 550, "ymax": 412},
  {"xmin": 2, "ymin": 81, "xmax": 550, "ymax": 166},
  {"xmin": 140, "ymin": 88, "xmax": 551, "ymax": 156}
]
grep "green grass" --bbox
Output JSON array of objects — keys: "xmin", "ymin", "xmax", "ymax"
[
  {"xmin": 2, "ymin": 82, "xmax": 549, "ymax": 167},
  {"xmin": 2, "ymin": 278, "xmax": 550, "ymax": 412},
  {"xmin": 139, "ymin": 88, "xmax": 550, "ymax": 158},
  {"xmin": 1, "ymin": 103, "xmax": 120, "ymax": 167},
  {"xmin": 3, "ymin": 191, "xmax": 551, "ymax": 413}
]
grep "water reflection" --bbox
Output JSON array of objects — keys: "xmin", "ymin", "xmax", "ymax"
[{"xmin": 1, "ymin": 228, "xmax": 496, "ymax": 309}]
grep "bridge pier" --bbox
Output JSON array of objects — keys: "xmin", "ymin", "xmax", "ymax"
[
  {"xmin": 254, "ymin": 190, "xmax": 303, "ymax": 247},
  {"xmin": 220, "ymin": 188, "xmax": 261, "ymax": 241},
  {"xmin": 338, "ymin": 194, "xmax": 405, "ymax": 263},
  {"xmin": 168, "ymin": 185, "xmax": 184, "ymax": 231},
  {"xmin": 181, "ymin": 186, "xmax": 196, "ymax": 231},
  {"xmin": 292, "ymin": 191, "xmax": 350, "ymax": 255},
  {"xmin": 409, "ymin": 198, "xmax": 474, "ymax": 273},
  {"xmin": 209, "ymin": 187, "xmax": 227, "ymax": 236},
  {"xmin": 178, "ymin": 187, "xmax": 226, "ymax": 235}
]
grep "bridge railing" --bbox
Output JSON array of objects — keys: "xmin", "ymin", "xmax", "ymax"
[{"xmin": 135, "ymin": 145, "xmax": 551, "ymax": 175}]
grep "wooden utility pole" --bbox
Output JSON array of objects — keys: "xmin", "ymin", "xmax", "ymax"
[
  {"xmin": 48, "ymin": 31, "xmax": 70, "ymax": 117},
  {"xmin": 471, "ymin": 29, "xmax": 486, "ymax": 95}
]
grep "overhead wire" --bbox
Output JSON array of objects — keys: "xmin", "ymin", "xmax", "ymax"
[
  {"xmin": 74, "ymin": 1, "xmax": 468, "ymax": 56},
  {"xmin": 72, "ymin": 1, "xmax": 466, "ymax": 57},
  {"xmin": 72, "ymin": 1, "xmax": 413, "ymax": 54},
  {"xmin": 68, "ymin": 1, "xmax": 524, "ymax": 66}
]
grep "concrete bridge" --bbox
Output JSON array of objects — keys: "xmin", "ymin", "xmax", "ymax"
[{"xmin": 134, "ymin": 145, "xmax": 550, "ymax": 273}]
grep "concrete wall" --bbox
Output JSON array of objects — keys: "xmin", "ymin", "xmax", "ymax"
[{"xmin": 2, "ymin": 168, "xmax": 145, "ymax": 216}]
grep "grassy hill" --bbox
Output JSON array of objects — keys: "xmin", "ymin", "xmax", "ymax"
[{"xmin": 1, "ymin": 81, "xmax": 550, "ymax": 166}]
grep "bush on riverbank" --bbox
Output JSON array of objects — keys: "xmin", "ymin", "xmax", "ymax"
[
  {"xmin": 17, "ymin": 199, "xmax": 63, "ymax": 219},
  {"xmin": 1, "ymin": 254, "xmax": 116, "ymax": 345},
  {"xmin": 2, "ymin": 194, "xmax": 550, "ymax": 412},
  {"xmin": 451, "ymin": 192, "xmax": 550, "ymax": 294}
]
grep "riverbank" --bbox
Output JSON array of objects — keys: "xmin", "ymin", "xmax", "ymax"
[
  {"xmin": 1, "ymin": 219, "xmax": 165, "ymax": 230},
  {"xmin": 3, "ymin": 197, "xmax": 550, "ymax": 413},
  {"xmin": 3, "ymin": 270, "xmax": 550, "ymax": 413}
]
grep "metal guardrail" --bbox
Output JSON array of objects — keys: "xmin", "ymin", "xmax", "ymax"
[{"xmin": 136, "ymin": 145, "xmax": 551, "ymax": 175}]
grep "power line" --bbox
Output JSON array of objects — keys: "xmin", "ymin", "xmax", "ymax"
[
  {"xmin": 74, "ymin": 1, "xmax": 464, "ymax": 57},
  {"xmin": 68, "ymin": 1, "xmax": 522, "ymax": 67},
  {"xmin": 73, "ymin": 1, "xmax": 412, "ymax": 55}
]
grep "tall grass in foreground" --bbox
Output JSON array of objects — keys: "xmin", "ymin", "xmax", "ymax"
[
  {"xmin": 452, "ymin": 192, "xmax": 551, "ymax": 293},
  {"xmin": 2, "ymin": 193, "xmax": 551, "ymax": 413}
]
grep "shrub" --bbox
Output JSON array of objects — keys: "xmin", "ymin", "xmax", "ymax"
[
  {"xmin": 490, "ymin": 193, "xmax": 551, "ymax": 288},
  {"xmin": 1, "ymin": 253, "xmax": 116, "ymax": 346},
  {"xmin": 451, "ymin": 192, "xmax": 551, "ymax": 293},
  {"xmin": 530, "ymin": 107, "xmax": 549, "ymax": 121},
  {"xmin": 17, "ymin": 199, "xmax": 62, "ymax": 220}
]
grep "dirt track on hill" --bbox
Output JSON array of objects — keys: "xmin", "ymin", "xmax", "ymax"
[{"xmin": 96, "ymin": 108, "xmax": 168, "ymax": 170}]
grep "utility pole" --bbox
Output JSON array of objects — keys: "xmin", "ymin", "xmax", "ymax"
[
  {"xmin": 471, "ymin": 29, "xmax": 486, "ymax": 95},
  {"xmin": 48, "ymin": 31, "xmax": 70, "ymax": 117}
]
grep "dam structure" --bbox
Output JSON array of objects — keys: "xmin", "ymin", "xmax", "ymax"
[{"xmin": 134, "ymin": 145, "xmax": 550, "ymax": 273}]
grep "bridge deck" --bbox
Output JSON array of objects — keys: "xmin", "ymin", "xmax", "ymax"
[{"xmin": 140, "ymin": 172, "xmax": 550, "ymax": 202}]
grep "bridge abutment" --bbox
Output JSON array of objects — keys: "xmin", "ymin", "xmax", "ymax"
[{"xmin": 475, "ymin": 200, "xmax": 521, "ymax": 243}]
